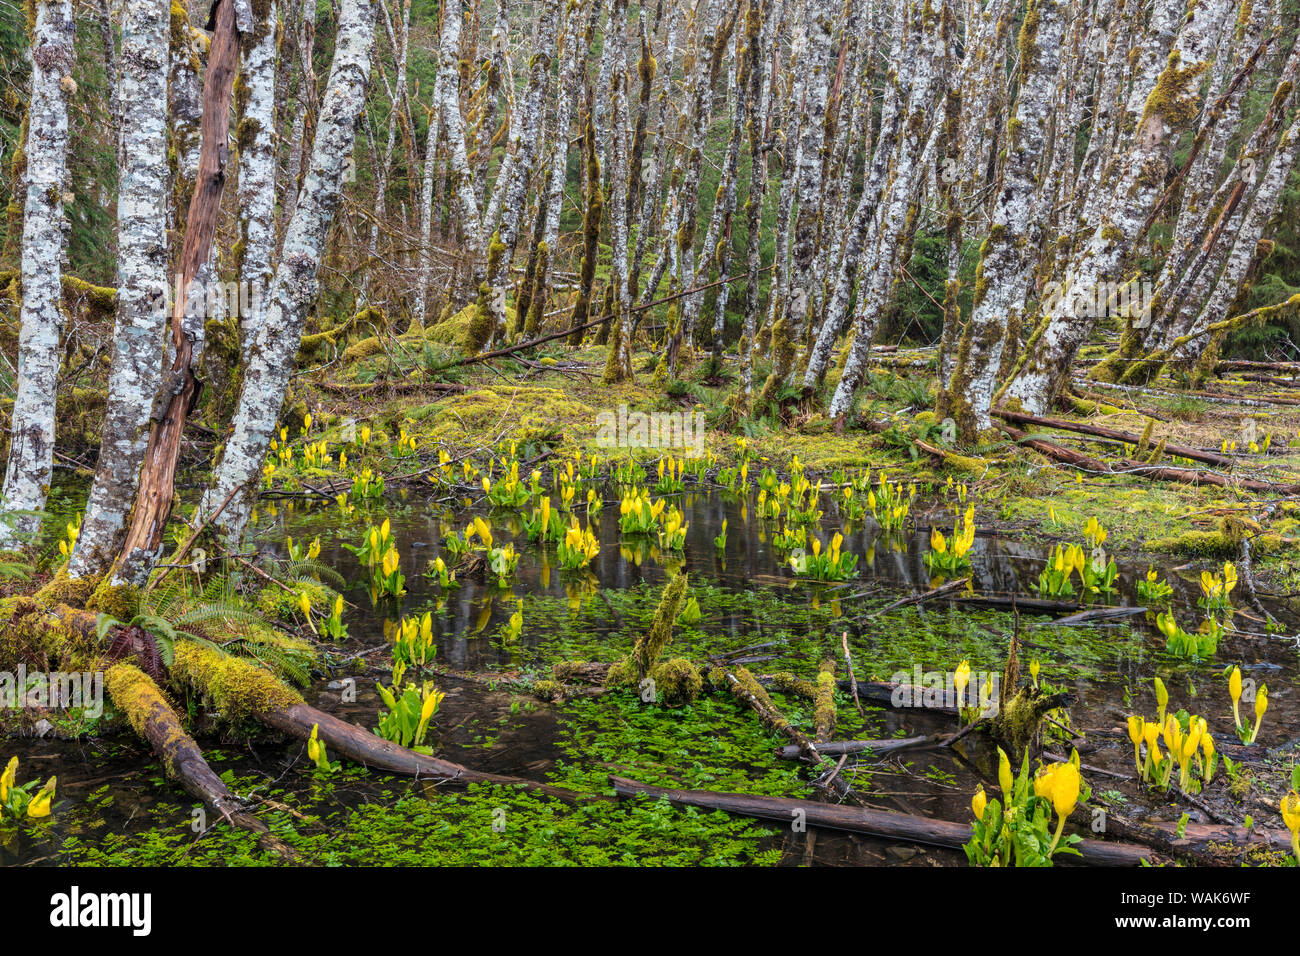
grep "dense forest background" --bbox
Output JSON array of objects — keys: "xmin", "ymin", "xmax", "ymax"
[{"xmin": 1, "ymin": 0, "xmax": 1295, "ymax": 366}]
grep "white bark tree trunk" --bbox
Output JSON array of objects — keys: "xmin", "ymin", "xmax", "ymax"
[
  {"xmin": 603, "ymin": 0, "xmax": 634, "ymax": 382},
  {"xmin": 999, "ymin": 0, "xmax": 1234, "ymax": 414},
  {"xmin": 235, "ymin": 0, "xmax": 279, "ymax": 353},
  {"xmin": 68, "ymin": 0, "xmax": 171, "ymax": 577},
  {"xmin": 0, "ymin": 0, "xmax": 75, "ymax": 550},
  {"xmin": 206, "ymin": 0, "xmax": 377, "ymax": 545},
  {"xmin": 942, "ymin": 0, "xmax": 1067, "ymax": 436},
  {"xmin": 482, "ymin": 0, "xmax": 560, "ymax": 345}
]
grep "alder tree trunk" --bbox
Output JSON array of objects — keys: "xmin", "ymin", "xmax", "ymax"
[
  {"xmin": 69, "ymin": 0, "xmax": 171, "ymax": 578},
  {"xmin": 0, "ymin": 0, "xmax": 74, "ymax": 550},
  {"xmin": 206, "ymin": 0, "xmax": 378, "ymax": 548}
]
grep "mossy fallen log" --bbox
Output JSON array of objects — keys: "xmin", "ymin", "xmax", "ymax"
[
  {"xmin": 3, "ymin": 604, "xmax": 590, "ymax": 815},
  {"xmin": 103, "ymin": 663, "xmax": 293, "ymax": 858},
  {"xmin": 605, "ymin": 572, "xmax": 702, "ymax": 704},
  {"xmin": 1000, "ymin": 424, "xmax": 1300, "ymax": 494},
  {"xmin": 994, "ymin": 409, "xmax": 1234, "ymax": 468},
  {"xmin": 813, "ymin": 659, "xmax": 836, "ymax": 742}
]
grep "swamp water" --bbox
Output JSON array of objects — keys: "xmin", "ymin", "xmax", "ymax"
[{"xmin": 3, "ymin": 485, "xmax": 1297, "ymax": 866}]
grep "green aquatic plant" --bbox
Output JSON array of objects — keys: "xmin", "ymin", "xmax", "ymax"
[
  {"xmin": 374, "ymin": 681, "xmax": 445, "ymax": 753},
  {"xmin": 0, "ymin": 756, "xmax": 56, "ymax": 820},
  {"xmin": 789, "ymin": 533, "xmax": 858, "ymax": 582},
  {"xmin": 306, "ymin": 724, "xmax": 339, "ymax": 775},
  {"xmin": 1136, "ymin": 566, "xmax": 1173, "ymax": 604},
  {"xmin": 925, "ymin": 505, "xmax": 976, "ymax": 575},
  {"xmin": 1157, "ymin": 610, "xmax": 1219, "ymax": 660},
  {"xmin": 557, "ymin": 519, "xmax": 600, "ymax": 570},
  {"xmin": 965, "ymin": 749, "xmax": 1085, "ymax": 867}
]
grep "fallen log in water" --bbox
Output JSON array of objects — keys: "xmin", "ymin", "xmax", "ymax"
[
  {"xmin": 260, "ymin": 702, "xmax": 590, "ymax": 804},
  {"xmin": 16, "ymin": 604, "xmax": 591, "ymax": 809},
  {"xmin": 1044, "ymin": 605, "xmax": 1149, "ymax": 626},
  {"xmin": 608, "ymin": 776, "xmax": 1153, "ymax": 865},
  {"xmin": 860, "ymin": 576, "xmax": 971, "ymax": 617},
  {"xmin": 757, "ymin": 674, "xmax": 961, "ymax": 715},
  {"xmin": 999, "ymin": 424, "xmax": 1300, "ymax": 494},
  {"xmin": 775, "ymin": 734, "xmax": 947, "ymax": 760},
  {"xmin": 102, "ymin": 663, "xmax": 294, "ymax": 858},
  {"xmin": 952, "ymin": 594, "xmax": 1082, "ymax": 614},
  {"xmin": 993, "ymin": 409, "xmax": 1235, "ymax": 468}
]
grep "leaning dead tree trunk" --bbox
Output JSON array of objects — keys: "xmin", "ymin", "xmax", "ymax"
[
  {"xmin": 0, "ymin": 0, "xmax": 75, "ymax": 550},
  {"xmin": 206, "ymin": 0, "xmax": 377, "ymax": 547},
  {"xmin": 111, "ymin": 0, "xmax": 244, "ymax": 586},
  {"xmin": 68, "ymin": 0, "xmax": 171, "ymax": 579}
]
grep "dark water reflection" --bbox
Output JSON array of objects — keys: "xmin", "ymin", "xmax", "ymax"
[{"xmin": 4, "ymin": 484, "xmax": 1296, "ymax": 866}]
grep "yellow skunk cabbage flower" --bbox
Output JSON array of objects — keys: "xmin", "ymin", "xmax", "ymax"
[
  {"xmin": 26, "ymin": 776, "xmax": 55, "ymax": 818},
  {"xmin": 1249, "ymin": 684, "xmax": 1267, "ymax": 744},
  {"xmin": 954, "ymin": 661, "xmax": 971, "ymax": 708},
  {"xmin": 303, "ymin": 412, "xmax": 312, "ymax": 430},
  {"xmin": 1035, "ymin": 760, "xmax": 1080, "ymax": 854},
  {"xmin": 971, "ymin": 786, "xmax": 987, "ymax": 821},
  {"xmin": 930, "ymin": 527, "xmax": 947, "ymax": 554},
  {"xmin": 997, "ymin": 747, "xmax": 1013, "ymax": 798},
  {"xmin": 1154, "ymin": 676, "xmax": 1168, "ymax": 725},
  {"xmin": 1082, "ymin": 517, "xmax": 1106, "ymax": 548},
  {"xmin": 421, "ymin": 687, "xmax": 442, "ymax": 723},
  {"xmin": 1229, "ymin": 666, "xmax": 1243, "ymax": 731},
  {"xmin": 1033, "ymin": 765, "xmax": 1056, "ymax": 801},
  {"xmin": 1142, "ymin": 722, "xmax": 1163, "ymax": 770},
  {"xmin": 1127, "ymin": 716, "xmax": 1144, "ymax": 772},
  {"xmin": 1222, "ymin": 563, "xmax": 1237, "ymax": 595},
  {"xmin": 307, "ymin": 724, "xmax": 322, "ymax": 764},
  {"xmin": 298, "ymin": 591, "xmax": 312, "ymax": 618},
  {"xmin": 1029, "ymin": 658, "xmax": 1040, "ymax": 688},
  {"xmin": 0, "ymin": 756, "xmax": 16, "ymax": 803},
  {"xmin": 1050, "ymin": 762, "xmax": 1080, "ymax": 820},
  {"xmin": 1282, "ymin": 792, "xmax": 1300, "ymax": 864},
  {"xmin": 1200, "ymin": 732, "xmax": 1215, "ymax": 783}
]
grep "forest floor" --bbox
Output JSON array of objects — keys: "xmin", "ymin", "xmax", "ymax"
[{"xmin": 4, "ymin": 334, "xmax": 1300, "ymax": 867}]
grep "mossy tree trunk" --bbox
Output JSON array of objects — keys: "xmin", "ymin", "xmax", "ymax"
[
  {"xmin": 939, "ymin": 0, "xmax": 1067, "ymax": 440},
  {"xmin": 204, "ymin": 0, "xmax": 377, "ymax": 550},
  {"xmin": 998, "ymin": 0, "xmax": 1234, "ymax": 414},
  {"xmin": 69, "ymin": 0, "xmax": 171, "ymax": 579},
  {"xmin": 0, "ymin": 0, "xmax": 74, "ymax": 550}
]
